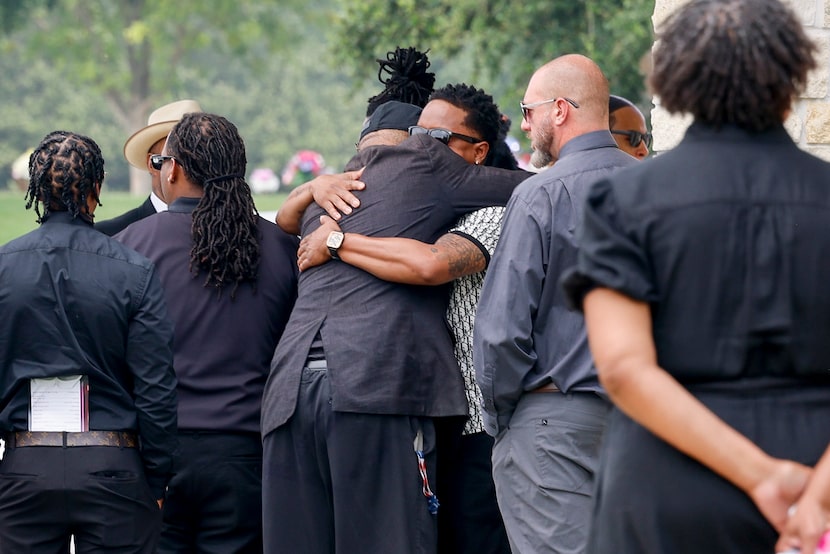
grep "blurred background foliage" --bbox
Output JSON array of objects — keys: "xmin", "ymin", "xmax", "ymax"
[{"xmin": 0, "ymin": 0, "xmax": 654, "ymax": 194}]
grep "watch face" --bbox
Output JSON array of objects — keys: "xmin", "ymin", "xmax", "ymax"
[{"xmin": 326, "ymin": 231, "xmax": 344, "ymax": 249}]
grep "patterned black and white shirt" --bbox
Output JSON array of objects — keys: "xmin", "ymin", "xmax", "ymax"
[{"xmin": 447, "ymin": 206, "xmax": 505, "ymax": 435}]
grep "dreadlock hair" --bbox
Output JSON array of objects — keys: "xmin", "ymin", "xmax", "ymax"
[
  {"xmin": 366, "ymin": 46, "xmax": 436, "ymax": 116},
  {"xmin": 650, "ymin": 0, "xmax": 816, "ymax": 132},
  {"xmin": 165, "ymin": 112, "xmax": 259, "ymax": 297},
  {"xmin": 430, "ymin": 83, "xmax": 505, "ymax": 166},
  {"xmin": 25, "ymin": 131, "xmax": 104, "ymax": 224}
]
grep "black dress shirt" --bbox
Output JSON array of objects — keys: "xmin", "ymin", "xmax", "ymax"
[
  {"xmin": 0, "ymin": 212, "xmax": 178, "ymax": 496},
  {"xmin": 116, "ymin": 197, "xmax": 300, "ymax": 433}
]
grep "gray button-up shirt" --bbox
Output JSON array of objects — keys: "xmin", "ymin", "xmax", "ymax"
[{"xmin": 473, "ymin": 130, "xmax": 636, "ymax": 436}]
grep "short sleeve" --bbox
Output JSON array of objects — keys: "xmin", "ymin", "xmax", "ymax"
[
  {"xmin": 449, "ymin": 206, "xmax": 506, "ymax": 267},
  {"xmin": 562, "ymin": 177, "xmax": 657, "ymax": 310}
]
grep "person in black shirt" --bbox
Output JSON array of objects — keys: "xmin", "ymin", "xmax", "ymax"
[
  {"xmin": 0, "ymin": 130, "xmax": 178, "ymax": 553},
  {"xmin": 117, "ymin": 112, "xmax": 300, "ymax": 554},
  {"xmin": 562, "ymin": 1, "xmax": 830, "ymax": 552}
]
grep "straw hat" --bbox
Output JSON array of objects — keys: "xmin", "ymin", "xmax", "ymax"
[{"xmin": 123, "ymin": 99, "xmax": 202, "ymax": 169}]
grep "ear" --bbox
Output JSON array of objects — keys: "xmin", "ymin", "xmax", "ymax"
[
  {"xmin": 475, "ymin": 142, "xmax": 490, "ymax": 165},
  {"xmin": 167, "ymin": 158, "xmax": 181, "ymax": 184},
  {"xmin": 553, "ymin": 98, "xmax": 572, "ymax": 126},
  {"xmin": 145, "ymin": 153, "xmax": 157, "ymax": 173}
]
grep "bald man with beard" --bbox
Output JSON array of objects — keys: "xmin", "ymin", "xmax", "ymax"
[{"xmin": 473, "ymin": 55, "xmax": 637, "ymax": 554}]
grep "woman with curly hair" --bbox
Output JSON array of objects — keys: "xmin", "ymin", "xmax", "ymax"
[{"xmin": 562, "ymin": 1, "xmax": 830, "ymax": 552}]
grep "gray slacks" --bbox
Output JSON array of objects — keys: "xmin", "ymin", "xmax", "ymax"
[{"xmin": 491, "ymin": 390, "xmax": 610, "ymax": 554}]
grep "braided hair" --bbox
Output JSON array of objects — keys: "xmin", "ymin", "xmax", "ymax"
[
  {"xmin": 430, "ymin": 83, "xmax": 507, "ymax": 167},
  {"xmin": 165, "ymin": 112, "xmax": 259, "ymax": 297},
  {"xmin": 366, "ymin": 46, "xmax": 436, "ymax": 116},
  {"xmin": 651, "ymin": 0, "xmax": 816, "ymax": 131},
  {"xmin": 25, "ymin": 131, "xmax": 104, "ymax": 224}
]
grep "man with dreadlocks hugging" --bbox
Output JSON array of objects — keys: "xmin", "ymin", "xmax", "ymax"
[
  {"xmin": 116, "ymin": 112, "xmax": 300, "ymax": 554},
  {"xmin": 0, "ymin": 130, "xmax": 178, "ymax": 553}
]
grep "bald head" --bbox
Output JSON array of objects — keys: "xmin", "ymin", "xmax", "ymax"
[
  {"xmin": 521, "ymin": 54, "xmax": 610, "ymax": 166},
  {"xmin": 532, "ymin": 54, "xmax": 609, "ymax": 125}
]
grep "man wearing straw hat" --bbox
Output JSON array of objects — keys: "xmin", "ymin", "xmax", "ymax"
[{"xmin": 97, "ymin": 99, "xmax": 202, "ymax": 236}]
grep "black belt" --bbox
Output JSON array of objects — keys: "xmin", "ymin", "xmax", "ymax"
[{"xmin": 5, "ymin": 431, "xmax": 137, "ymax": 448}]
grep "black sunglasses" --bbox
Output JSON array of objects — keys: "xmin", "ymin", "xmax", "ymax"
[
  {"xmin": 408, "ymin": 126, "xmax": 483, "ymax": 145},
  {"xmin": 150, "ymin": 154, "xmax": 177, "ymax": 171},
  {"xmin": 611, "ymin": 130, "xmax": 653, "ymax": 149}
]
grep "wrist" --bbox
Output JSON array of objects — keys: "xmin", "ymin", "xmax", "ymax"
[{"xmin": 735, "ymin": 450, "xmax": 778, "ymax": 495}]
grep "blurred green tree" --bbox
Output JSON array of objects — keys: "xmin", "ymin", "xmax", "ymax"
[
  {"xmin": 1, "ymin": 0, "xmax": 313, "ymax": 193},
  {"xmin": 331, "ymin": 0, "xmax": 655, "ymax": 124}
]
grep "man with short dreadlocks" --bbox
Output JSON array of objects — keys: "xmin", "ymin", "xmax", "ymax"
[
  {"xmin": 116, "ymin": 112, "xmax": 300, "ymax": 553},
  {"xmin": 0, "ymin": 130, "xmax": 178, "ymax": 553}
]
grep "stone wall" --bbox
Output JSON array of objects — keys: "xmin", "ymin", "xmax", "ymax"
[{"xmin": 651, "ymin": 0, "xmax": 830, "ymax": 160}]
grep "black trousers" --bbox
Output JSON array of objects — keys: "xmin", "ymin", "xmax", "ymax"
[
  {"xmin": 434, "ymin": 420, "xmax": 511, "ymax": 554},
  {"xmin": 0, "ymin": 444, "xmax": 161, "ymax": 553},
  {"xmin": 158, "ymin": 432, "xmax": 263, "ymax": 554},
  {"xmin": 262, "ymin": 366, "xmax": 438, "ymax": 554}
]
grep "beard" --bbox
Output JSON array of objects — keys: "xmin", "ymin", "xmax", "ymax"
[
  {"xmin": 530, "ymin": 148, "xmax": 554, "ymax": 169},
  {"xmin": 530, "ymin": 125, "xmax": 554, "ymax": 168}
]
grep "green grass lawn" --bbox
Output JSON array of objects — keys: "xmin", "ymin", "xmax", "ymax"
[{"xmin": 0, "ymin": 189, "xmax": 289, "ymax": 245}]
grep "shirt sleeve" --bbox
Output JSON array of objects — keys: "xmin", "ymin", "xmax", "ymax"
[
  {"xmin": 449, "ymin": 206, "xmax": 506, "ymax": 268},
  {"xmin": 420, "ymin": 135, "xmax": 530, "ymax": 212},
  {"xmin": 128, "ymin": 265, "xmax": 179, "ymax": 498},
  {"xmin": 562, "ymin": 177, "xmax": 658, "ymax": 310},
  {"xmin": 473, "ymin": 193, "xmax": 547, "ymax": 436}
]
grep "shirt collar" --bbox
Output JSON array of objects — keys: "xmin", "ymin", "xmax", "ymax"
[
  {"xmin": 558, "ymin": 130, "xmax": 619, "ymax": 160},
  {"xmin": 42, "ymin": 211, "xmax": 94, "ymax": 227},
  {"xmin": 683, "ymin": 121, "xmax": 793, "ymax": 144},
  {"xmin": 149, "ymin": 191, "xmax": 168, "ymax": 213},
  {"xmin": 167, "ymin": 197, "xmax": 201, "ymax": 214}
]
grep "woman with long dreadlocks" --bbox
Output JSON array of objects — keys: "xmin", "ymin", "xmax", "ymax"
[
  {"xmin": 116, "ymin": 112, "xmax": 300, "ymax": 553},
  {"xmin": 0, "ymin": 130, "xmax": 177, "ymax": 553}
]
